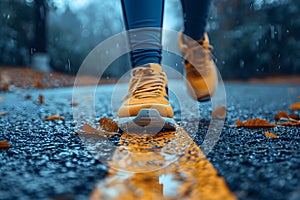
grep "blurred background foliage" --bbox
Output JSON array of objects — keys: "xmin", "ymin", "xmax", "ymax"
[{"xmin": 0, "ymin": 0, "xmax": 299, "ymax": 79}]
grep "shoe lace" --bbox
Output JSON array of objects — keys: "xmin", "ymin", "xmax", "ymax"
[
  {"xmin": 122, "ymin": 67, "xmax": 167, "ymax": 101},
  {"xmin": 181, "ymin": 33, "xmax": 214, "ymax": 76}
]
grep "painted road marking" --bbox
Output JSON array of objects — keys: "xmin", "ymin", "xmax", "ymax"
[{"xmin": 88, "ymin": 126, "xmax": 236, "ymax": 200}]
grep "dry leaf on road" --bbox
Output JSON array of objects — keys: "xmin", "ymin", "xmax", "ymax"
[
  {"xmin": 0, "ymin": 112, "xmax": 7, "ymax": 116},
  {"xmin": 0, "ymin": 141, "xmax": 10, "ymax": 149},
  {"xmin": 43, "ymin": 114, "xmax": 65, "ymax": 121},
  {"xmin": 289, "ymin": 102, "xmax": 300, "ymax": 110},
  {"xmin": 236, "ymin": 118, "xmax": 276, "ymax": 128},
  {"xmin": 264, "ymin": 131, "xmax": 279, "ymax": 138}
]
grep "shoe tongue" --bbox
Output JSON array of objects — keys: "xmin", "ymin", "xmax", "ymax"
[{"xmin": 147, "ymin": 63, "xmax": 162, "ymax": 72}]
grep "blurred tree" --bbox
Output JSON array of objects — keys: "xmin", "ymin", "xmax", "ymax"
[
  {"xmin": 47, "ymin": 0, "xmax": 129, "ymax": 77},
  {"xmin": 32, "ymin": 0, "xmax": 51, "ymax": 72},
  {"xmin": 34, "ymin": 0, "xmax": 47, "ymax": 53},
  {"xmin": 0, "ymin": 0, "xmax": 34, "ymax": 66},
  {"xmin": 210, "ymin": 0, "xmax": 300, "ymax": 79},
  {"xmin": 0, "ymin": 0, "xmax": 299, "ymax": 79}
]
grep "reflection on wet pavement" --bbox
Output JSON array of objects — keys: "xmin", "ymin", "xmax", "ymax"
[{"xmin": 88, "ymin": 127, "xmax": 236, "ymax": 200}]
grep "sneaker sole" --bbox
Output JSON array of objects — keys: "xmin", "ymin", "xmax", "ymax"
[
  {"xmin": 198, "ymin": 96, "xmax": 211, "ymax": 102},
  {"xmin": 117, "ymin": 109, "xmax": 176, "ymax": 134}
]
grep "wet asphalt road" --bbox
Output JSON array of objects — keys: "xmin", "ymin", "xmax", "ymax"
[{"xmin": 0, "ymin": 83, "xmax": 299, "ymax": 200}]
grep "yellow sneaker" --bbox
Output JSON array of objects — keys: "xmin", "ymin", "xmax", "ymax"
[
  {"xmin": 179, "ymin": 32, "xmax": 217, "ymax": 102},
  {"xmin": 118, "ymin": 63, "xmax": 174, "ymax": 130}
]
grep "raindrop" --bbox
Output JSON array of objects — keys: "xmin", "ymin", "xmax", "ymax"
[
  {"xmin": 277, "ymin": 25, "xmax": 282, "ymax": 40},
  {"xmin": 30, "ymin": 48, "xmax": 36, "ymax": 55},
  {"xmin": 270, "ymin": 25, "xmax": 275, "ymax": 39},
  {"xmin": 239, "ymin": 60, "xmax": 245, "ymax": 68},
  {"xmin": 65, "ymin": 59, "xmax": 71, "ymax": 71},
  {"xmin": 39, "ymin": 6, "xmax": 45, "ymax": 20}
]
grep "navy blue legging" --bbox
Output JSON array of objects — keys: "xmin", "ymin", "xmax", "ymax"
[{"xmin": 121, "ymin": 0, "xmax": 212, "ymax": 68}]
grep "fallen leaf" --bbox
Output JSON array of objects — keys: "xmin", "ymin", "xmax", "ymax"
[
  {"xmin": 274, "ymin": 110, "xmax": 300, "ymax": 126},
  {"xmin": 0, "ymin": 97, "xmax": 4, "ymax": 102},
  {"xmin": 280, "ymin": 121, "xmax": 300, "ymax": 126},
  {"xmin": 274, "ymin": 110, "xmax": 289, "ymax": 121},
  {"xmin": 81, "ymin": 123, "xmax": 118, "ymax": 138},
  {"xmin": 99, "ymin": 118, "xmax": 119, "ymax": 132},
  {"xmin": 289, "ymin": 113, "xmax": 300, "ymax": 120},
  {"xmin": 236, "ymin": 118, "xmax": 276, "ymax": 128},
  {"xmin": 212, "ymin": 106, "xmax": 226, "ymax": 119},
  {"xmin": 289, "ymin": 102, "xmax": 300, "ymax": 110},
  {"xmin": 0, "ymin": 112, "xmax": 7, "ymax": 116},
  {"xmin": 39, "ymin": 95, "xmax": 44, "ymax": 104},
  {"xmin": 264, "ymin": 131, "xmax": 279, "ymax": 138},
  {"xmin": 43, "ymin": 114, "xmax": 65, "ymax": 121},
  {"xmin": 82, "ymin": 124, "xmax": 102, "ymax": 134},
  {"xmin": 0, "ymin": 140, "xmax": 10, "ymax": 149}
]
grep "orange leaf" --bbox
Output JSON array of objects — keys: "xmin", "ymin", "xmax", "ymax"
[
  {"xmin": 0, "ymin": 140, "xmax": 10, "ymax": 149},
  {"xmin": 0, "ymin": 112, "xmax": 7, "ymax": 116},
  {"xmin": 236, "ymin": 118, "xmax": 276, "ymax": 128},
  {"xmin": 264, "ymin": 131, "xmax": 279, "ymax": 138},
  {"xmin": 43, "ymin": 114, "xmax": 65, "ymax": 121},
  {"xmin": 80, "ymin": 124, "xmax": 117, "ymax": 138},
  {"xmin": 289, "ymin": 102, "xmax": 300, "ymax": 110},
  {"xmin": 82, "ymin": 124, "xmax": 101, "ymax": 134},
  {"xmin": 289, "ymin": 113, "xmax": 300, "ymax": 120},
  {"xmin": 274, "ymin": 110, "xmax": 289, "ymax": 121},
  {"xmin": 280, "ymin": 121, "xmax": 300, "ymax": 126},
  {"xmin": 236, "ymin": 120, "xmax": 243, "ymax": 127},
  {"xmin": 99, "ymin": 118, "xmax": 119, "ymax": 132}
]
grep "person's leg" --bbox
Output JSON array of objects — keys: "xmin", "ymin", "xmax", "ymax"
[
  {"xmin": 121, "ymin": 0, "xmax": 164, "ymax": 67},
  {"xmin": 179, "ymin": 0, "xmax": 217, "ymax": 102},
  {"xmin": 118, "ymin": 0, "xmax": 174, "ymax": 130},
  {"xmin": 181, "ymin": 0, "xmax": 211, "ymax": 40}
]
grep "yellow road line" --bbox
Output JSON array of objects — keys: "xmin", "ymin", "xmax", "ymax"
[{"xmin": 88, "ymin": 126, "xmax": 236, "ymax": 200}]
